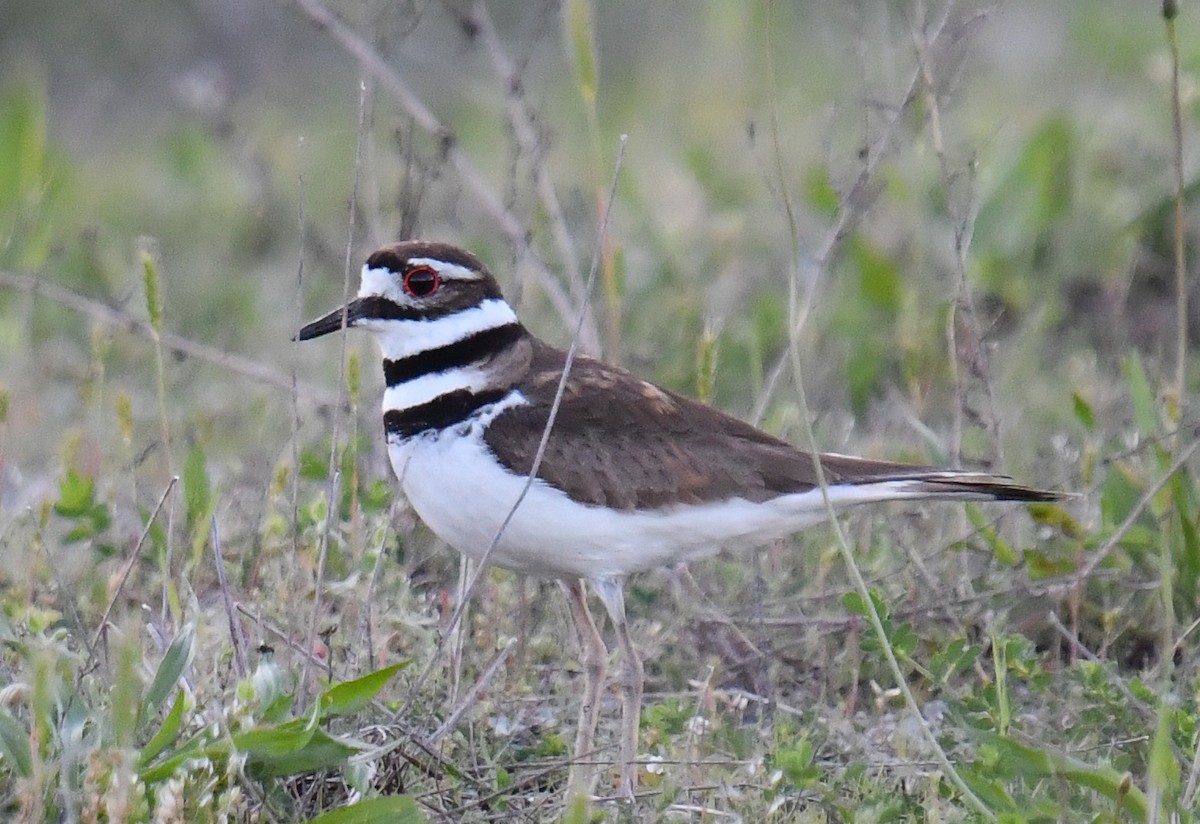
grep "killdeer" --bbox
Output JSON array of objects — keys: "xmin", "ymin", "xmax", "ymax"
[{"xmin": 298, "ymin": 240, "xmax": 1063, "ymax": 799}]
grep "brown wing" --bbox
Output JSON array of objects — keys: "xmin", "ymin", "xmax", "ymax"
[{"xmin": 482, "ymin": 341, "xmax": 1055, "ymax": 510}]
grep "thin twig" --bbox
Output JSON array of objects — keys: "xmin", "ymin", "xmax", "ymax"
[
  {"xmin": 288, "ymin": 0, "xmax": 600, "ymax": 354},
  {"xmin": 1045, "ymin": 613, "xmax": 1153, "ymax": 722},
  {"xmin": 749, "ymin": 6, "xmax": 954, "ymax": 426},
  {"xmin": 430, "ymin": 637, "xmax": 517, "ymax": 745},
  {"xmin": 289, "ymin": 137, "xmax": 308, "ymax": 591},
  {"xmin": 464, "ymin": 0, "xmax": 584, "ymax": 302},
  {"xmin": 86, "ymin": 477, "xmax": 178, "ymax": 669},
  {"xmin": 300, "ymin": 79, "xmax": 369, "ymax": 706},
  {"xmin": 211, "ymin": 513, "xmax": 248, "ymax": 678},
  {"xmin": 358, "ymin": 510, "xmax": 393, "ymax": 672},
  {"xmin": 910, "ymin": 3, "xmax": 1003, "ymax": 613},
  {"xmin": 29, "ymin": 512, "xmax": 87, "ymax": 642},
  {"xmin": 0, "ymin": 271, "xmax": 335, "ymax": 404},
  {"xmin": 1077, "ymin": 437, "xmax": 1200, "ymax": 580},
  {"xmin": 766, "ymin": 0, "xmax": 994, "ymax": 816},
  {"xmin": 1165, "ymin": 1, "xmax": 1187, "ymax": 419},
  {"xmin": 911, "ymin": 2, "xmax": 1004, "ymax": 471},
  {"xmin": 1161, "ymin": 12, "xmax": 1190, "ymax": 780}
]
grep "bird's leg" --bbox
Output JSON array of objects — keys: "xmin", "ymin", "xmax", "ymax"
[
  {"xmin": 593, "ymin": 577, "xmax": 642, "ymax": 800},
  {"xmin": 559, "ymin": 578, "xmax": 606, "ymax": 802}
]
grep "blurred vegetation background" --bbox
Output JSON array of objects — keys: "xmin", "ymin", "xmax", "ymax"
[
  {"xmin": 2, "ymin": 1, "xmax": 1200, "ymax": 821},
  {"xmin": 0, "ymin": 1, "xmax": 1189, "ymax": 479}
]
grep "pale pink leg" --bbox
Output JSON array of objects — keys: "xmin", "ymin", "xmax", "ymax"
[
  {"xmin": 560, "ymin": 579, "xmax": 606, "ymax": 801},
  {"xmin": 593, "ymin": 578, "xmax": 642, "ymax": 800}
]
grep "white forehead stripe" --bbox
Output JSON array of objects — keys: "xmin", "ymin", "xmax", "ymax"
[
  {"xmin": 407, "ymin": 257, "xmax": 482, "ymax": 281},
  {"xmin": 359, "ymin": 264, "xmax": 397, "ymax": 299}
]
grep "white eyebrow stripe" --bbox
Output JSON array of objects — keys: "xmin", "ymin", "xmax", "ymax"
[{"xmin": 408, "ymin": 257, "xmax": 481, "ymax": 281}]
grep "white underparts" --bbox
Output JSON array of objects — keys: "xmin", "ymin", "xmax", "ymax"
[{"xmin": 390, "ymin": 422, "xmax": 995, "ymax": 579}]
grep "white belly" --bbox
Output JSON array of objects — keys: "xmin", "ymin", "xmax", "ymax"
[{"xmin": 386, "ymin": 418, "xmax": 930, "ymax": 581}]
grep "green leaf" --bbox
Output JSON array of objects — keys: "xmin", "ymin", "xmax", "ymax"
[
  {"xmin": 1023, "ymin": 548, "xmax": 1076, "ymax": 579},
  {"xmin": 54, "ymin": 469, "xmax": 95, "ymax": 517},
  {"xmin": 299, "ymin": 447, "xmax": 330, "ymax": 480},
  {"xmin": 112, "ymin": 633, "xmax": 142, "ymax": 748},
  {"xmin": 971, "ymin": 730, "xmax": 1148, "ymax": 821},
  {"xmin": 805, "ymin": 165, "xmax": 839, "ymax": 216},
  {"xmin": 143, "ymin": 623, "xmax": 195, "ymax": 720},
  {"xmin": 139, "ymin": 689, "xmax": 187, "ymax": 768},
  {"xmin": 1122, "ymin": 353, "xmax": 1157, "ymax": 436},
  {"xmin": 307, "ymin": 797, "xmax": 427, "ymax": 824},
  {"xmin": 930, "ymin": 638, "xmax": 981, "ymax": 685},
  {"xmin": 183, "ymin": 444, "xmax": 211, "ymax": 529},
  {"xmin": 966, "ymin": 504, "xmax": 1018, "ymax": 565},
  {"xmin": 956, "ymin": 761, "xmax": 1019, "ymax": 811},
  {"xmin": 1149, "ymin": 704, "xmax": 1180, "ymax": 795},
  {"xmin": 0, "ymin": 77, "xmax": 47, "ymax": 210},
  {"xmin": 139, "ymin": 734, "xmax": 205, "ymax": 784},
  {"xmin": 868, "ymin": 589, "xmax": 891, "ymax": 623},
  {"xmin": 776, "ymin": 738, "xmax": 819, "ymax": 788},
  {"xmin": 320, "ymin": 661, "xmax": 409, "ymax": 720},
  {"xmin": 1099, "ymin": 464, "xmax": 1146, "ymax": 532},
  {"xmin": 360, "ymin": 479, "xmax": 392, "ymax": 513},
  {"xmin": 0, "ymin": 78, "xmax": 63, "ymax": 269},
  {"xmin": 890, "ymin": 622, "xmax": 919, "ymax": 658},
  {"xmin": 1027, "ymin": 503, "xmax": 1084, "ymax": 539},
  {"xmin": 561, "ymin": 793, "xmax": 590, "ymax": 824},
  {"xmin": 53, "ymin": 469, "xmax": 112, "ymax": 542},
  {"xmin": 142, "ymin": 250, "xmax": 162, "ymax": 333},
  {"xmin": 851, "ymin": 237, "xmax": 903, "ymax": 312},
  {"xmin": 234, "ymin": 717, "xmax": 314, "ymax": 759},
  {"xmin": 236, "ymin": 722, "xmax": 358, "ymax": 778},
  {"xmin": 1105, "ymin": 524, "xmax": 1159, "ymax": 550},
  {"xmin": 1172, "ymin": 471, "xmax": 1200, "ymax": 608},
  {"xmin": 1071, "ymin": 391, "xmax": 1095, "ymax": 431},
  {"xmin": 0, "ymin": 708, "xmax": 32, "ymax": 777},
  {"xmin": 973, "ymin": 116, "xmax": 1075, "ymax": 277},
  {"xmin": 842, "ymin": 591, "xmax": 868, "ymax": 618},
  {"xmin": 564, "ymin": 0, "xmax": 598, "ymax": 106}
]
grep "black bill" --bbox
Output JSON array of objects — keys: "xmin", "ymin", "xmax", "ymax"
[{"xmin": 295, "ymin": 299, "xmax": 367, "ymax": 341}]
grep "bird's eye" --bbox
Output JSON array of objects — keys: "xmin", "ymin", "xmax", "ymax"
[{"xmin": 402, "ymin": 266, "xmax": 440, "ymax": 298}]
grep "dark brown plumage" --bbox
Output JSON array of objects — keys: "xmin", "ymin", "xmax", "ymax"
[{"xmin": 483, "ymin": 338, "xmax": 1061, "ymax": 510}]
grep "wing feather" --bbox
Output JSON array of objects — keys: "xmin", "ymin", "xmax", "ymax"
[{"xmin": 482, "ymin": 341, "xmax": 1060, "ymax": 509}]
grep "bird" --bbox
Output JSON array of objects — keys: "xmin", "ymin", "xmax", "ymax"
[{"xmin": 297, "ymin": 240, "xmax": 1063, "ymax": 800}]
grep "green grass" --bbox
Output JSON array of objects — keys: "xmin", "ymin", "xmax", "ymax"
[{"xmin": 2, "ymin": 1, "xmax": 1200, "ymax": 821}]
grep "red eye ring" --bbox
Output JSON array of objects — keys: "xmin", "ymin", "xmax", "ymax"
[{"xmin": 402, "ymin": 265, "xmax": 440, "ymax": 298}]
